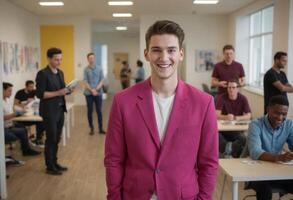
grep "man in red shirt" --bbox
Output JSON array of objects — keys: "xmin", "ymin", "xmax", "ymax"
[
  {"xmin": 211, "ymin": 45, "xmax": 245, "ymax": 95},
  {"xmin": 216, "ymin": 79, "xmax": 251, "ymax": 157}
]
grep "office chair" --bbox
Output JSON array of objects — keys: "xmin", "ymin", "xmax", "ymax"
[{"xmin": 202, "ymin": 83, "xmax": 210, "ymax": 93}]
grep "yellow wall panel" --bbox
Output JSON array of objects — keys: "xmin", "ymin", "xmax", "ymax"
[{"xmin": 40, "ymin": 25, "xmax": 74, "ymax": 83}]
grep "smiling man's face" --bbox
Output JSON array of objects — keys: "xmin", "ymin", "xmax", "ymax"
[{"xmin": 144, "ymin": 34, "xmax": 183, "ymax": 81}]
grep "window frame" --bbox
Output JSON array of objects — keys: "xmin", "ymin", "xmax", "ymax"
[{"xmin": 248, "ymin": 5, "xmax": 274, "ymax": 89}]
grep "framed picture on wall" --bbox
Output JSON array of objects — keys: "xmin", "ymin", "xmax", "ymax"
[{"xmin": 195, "ymin": 50, "xmax": 217, "ymax": 72}]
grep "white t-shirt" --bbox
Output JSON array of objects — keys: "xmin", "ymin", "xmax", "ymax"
[
  {"xmin": 151, "ymin": 91, "xmax": 175, "ymax": 200},
  {"xmin": 3, "ymin": 98, "xmax": 14, "ymax": 128}
]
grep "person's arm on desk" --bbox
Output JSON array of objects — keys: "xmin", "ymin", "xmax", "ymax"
[
  {"xmin": 216, "ymin": 110, "xmax": 234, "ymax": 121},
  {"xmin": 215, "ymin": 96, "xmax": 234, "ymax": 121},
  {"xmin": 249, "ymin": 121, "xmax": 293, "ymax": 162},
  {"xmin": 235, "ymin": 113, "xmax": 251, "ymax": 121},
  {"xmin": 258, "ymin": 152, "xmax": 293, "ymax": 162},
  {"xmin": 4, "ymin": 110, "xmax": 25, "ymax": 120},
  {"xmin": 4, "ymin": 113, "xmax": 17, "ymax": 120}
]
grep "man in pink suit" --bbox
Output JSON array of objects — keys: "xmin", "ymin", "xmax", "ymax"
[{"xmin": 105, "ymin": 20, "xmax": 218, "ymax": 200}]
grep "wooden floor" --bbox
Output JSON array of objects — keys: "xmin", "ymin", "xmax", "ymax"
[{"xmin": 5, "ymin": 96, "xmax": 293, "ymax": 200}]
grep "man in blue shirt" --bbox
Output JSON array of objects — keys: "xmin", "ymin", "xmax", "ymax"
[
  {"xmin": 248, "ymin": 95, "xmax": 293, "ymax": 200},
  {"xmin": 83, "ymin": 53, "xmax": 105, "ymax": 135}
]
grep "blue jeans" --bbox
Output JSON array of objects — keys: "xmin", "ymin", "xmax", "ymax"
[
  {"xmin": 85, "ymin": 94, "xmax": 103, "ymax": 131},
  {"xmin": 5, "ymin": 127, "xmax": 30, "ymax": 152}
]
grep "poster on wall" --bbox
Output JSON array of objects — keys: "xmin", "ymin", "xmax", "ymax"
[
  {"xmin": 195, "ymin": 50, "xmax": 217, "ymax": 72},
  {"xmin": 0, "ymin": 40, "xmax": 39, "ymax": 75}
]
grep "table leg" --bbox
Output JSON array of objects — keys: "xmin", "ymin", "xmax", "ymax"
[
  {"xmin": 232, "ymin": 181, "xmax": 239, "ymax": 200},
  {"xmin": 66, "ymin": 112, "xmax": 70, "ymax": 138},
  {"xmin": 62, "ymin": 126, "xmax": 66, "ymax": 146},
  {"xmin": 71, "ymin": 106, "xmax": 74, "ymax": 126},
  {"xmin": 220, "ymin": 175, "xmax": 227, "ymax": 200}
]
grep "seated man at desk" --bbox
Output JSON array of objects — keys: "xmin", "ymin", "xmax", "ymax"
[
  {"xmin": 216, "ymin": 79, "xmax": 251, "ymax": 157},
  {"xmin": 248, "ymin": 95, "xmax": 293, "ymax": 200},
  {"xmin": 3, "ymin": 82, "xmax": 40, "ymax": 156},
  {"xmin": 14, "ymin": 80, "xmax": 45, "ymax": 147}
]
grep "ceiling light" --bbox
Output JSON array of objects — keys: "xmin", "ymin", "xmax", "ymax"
[
  {"xmin": 116, "ymin": 26, "xmax": 128, "ymax": 30},
  {"xmin": 39, "ymin": 1, "xmax": 64, "ymax": 6},
  {"xmin": 193, "ymin": 0, "xmax": 219, "ymax": 4},
  {"xmin": 108, "ymin": 1, "xmax": 133, "ymax": 6},
  {"xmin": 112, "ymin": 13, "xmax": 132, "ymax": 17}
]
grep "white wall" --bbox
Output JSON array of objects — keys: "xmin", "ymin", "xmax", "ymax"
[
  {"xmin": 0, "ymin": 0, "xmax": 40, "ymax": 198},
  {"xmin": 92, "ymin": 32, "xmax": 139, "ymax": 93},
  {"xmin": 39, "ymin": 15, "xmax": 91, "ymax": 105},
  {"xmin": 139, "ymin": 14, "xmax": 229, "ymax": 90},
  {"xmin": 0, "ymin": 0, "xmax": 40, "ymax": 96},
  {"xmin": 288, "ymin": 0, "xmax": 293, "ymax": 116},
  {"xmin": 228, "ymin": 0, "xmax": 291, "ymax": 118}
]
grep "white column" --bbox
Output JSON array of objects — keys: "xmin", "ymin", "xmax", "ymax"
[
  {"xmin": 288, "ymin": 0, "xmax": 293, "ymax": 116},
  {"xmin": 0, "ymin": 60, "xmax": 8, "ymax": 199}
]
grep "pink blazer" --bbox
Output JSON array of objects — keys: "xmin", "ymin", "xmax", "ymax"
[{"xmin": 105, "ymin": 79, "xmax": 218, "ymax": 200}]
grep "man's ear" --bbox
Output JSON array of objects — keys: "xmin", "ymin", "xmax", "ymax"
[
  {"xmin": 179, "ymin": 48, "xmax": 184, "ymax": 62},
  {"xmin": 144, "ymin": 49, "xmax": 150, "ymax": 61}
]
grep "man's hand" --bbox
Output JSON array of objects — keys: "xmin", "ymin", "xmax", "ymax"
[
  {"xmin": 15, "ymin": 110, "xmax": 25, "ymax": 117},
  {"xmin": 276, "ymin": 152, "xmax": 293, "ymax": 162},
  {"xmin": 226, "ymin": 114, "xmax": 234, "ymax": 121},
  {"xmin": 219, "ymin": 81, "xmax": 228, "ymax": 88},
  {"xmin": 58, "ymin": 88, "xmax": 70, "ymax": 96},
  {"xmin": 27, "ymin": 98, "xmax": 35, "ymax": 103},
  {"xmin": 91, "ymin": 89, "xmax": 98, "ymax": 96}
]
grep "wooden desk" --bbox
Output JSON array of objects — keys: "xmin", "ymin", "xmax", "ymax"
[
  {"xmin": 219, "ymin": 158, "xmax": 293, "ymax": 200},
  {"xmin": 217, "ymin": 120, "xmax": 249, "ymax": 132},
  {"xmin": 12, "ymin": 103, "xmax": 75, "ymax": 146}
]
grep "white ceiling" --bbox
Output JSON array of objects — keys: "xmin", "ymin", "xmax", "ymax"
[{"xmin": 10, "ymin": 0, "xmax": 257, "ymax": 33}]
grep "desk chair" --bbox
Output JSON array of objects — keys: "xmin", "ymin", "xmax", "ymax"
[
  {"xmin": 241, "ymin": 144, "xmax": 291, "ymax": 200},
  {"xmin": 202, "ymin": 83, "xmax": 210, "ymax": 93}
]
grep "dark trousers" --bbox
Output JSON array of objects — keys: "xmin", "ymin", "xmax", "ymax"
[
  {"xmin": 249, "ymin": 180, "xmax": 293, "ymax": 200},
  {"xmin": 219, "ymin": 131, "xmax": 246, "ymax": 158},
  {"xmin": 85, "ymin": 94, "xmax": 103, "ymax": 131},
  {"xmin": 17, "ymin": 121, "xmax": 45, "ymax": 140},
  {"xmin": 5, "ymin": 127, "xmax": 30, "ymax": 152},
  {"xmin": 43, "ymin": 109, "xmax": 64, "ymax": 168}
]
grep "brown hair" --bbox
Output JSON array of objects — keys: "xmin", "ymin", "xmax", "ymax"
[
  {"xmin": 47, "ymin": 48, "xmax": 62, "ymax": 58},
  {"xmin": 87, "ymin": 52, "xmax": 95, "ymax": 59},
  {"xmin": 274, "ymin": 51, "xmax": 287, "ymax": 61},
  {"xmin": 223, "ymin": 45, "xmax": 235, "ymax": 52},
  {"xmin": 227, "ymin": 79, "xmax": 240, "ymax": 87},
  {"xmin": 145, "ymin": 20, "xmax": 185, "ymax": 49}
]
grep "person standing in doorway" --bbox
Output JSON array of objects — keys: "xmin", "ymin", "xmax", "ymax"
[
  {"xmin": 36, "ymin": 47, "xmax": 72, "ymax": 175},
  {"xmin": 120, "ymin": 61, "xmax": 131, "ymax": 89},
  {"xmin": 105, "ymin": 20, "xmax": 218, "ymax": 200},
  {"xmin": 83, "ymin": 52, "xmax": 106, "ymax": 135},
  {"xmin": 263, "ymin": 51, "xmax": 293, "ymax": 114}
]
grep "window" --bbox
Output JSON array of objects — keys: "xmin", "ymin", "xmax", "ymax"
[{"xmin": 248, "ymin": 6, "xmax": 274, "ymax": 88}]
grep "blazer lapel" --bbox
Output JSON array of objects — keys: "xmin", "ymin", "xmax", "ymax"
[
  {"xmin": 161, "ymin": 80, "xmax": 187, "ymax": 148},
  {"xmin": 136, "ymin": 79, "xmax": 161, "ymax": 150}
]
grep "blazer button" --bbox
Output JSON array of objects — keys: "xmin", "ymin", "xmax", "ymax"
[{"xmin": 155, "ymin": 169, "xmax": 160, "ymax": 174}]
